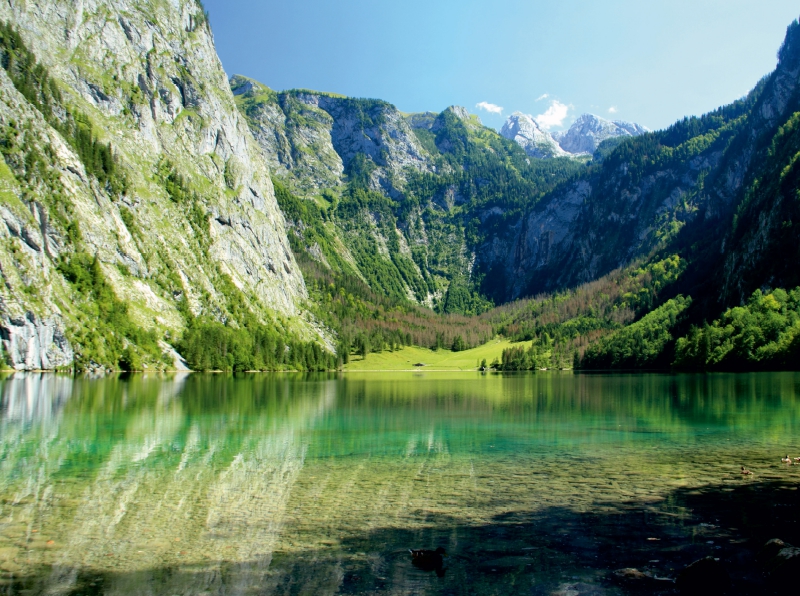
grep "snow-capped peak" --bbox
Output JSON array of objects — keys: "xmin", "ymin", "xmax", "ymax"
[{"xmin": 500, "ymin": 112, "xmax": 568, "ymax": 159}]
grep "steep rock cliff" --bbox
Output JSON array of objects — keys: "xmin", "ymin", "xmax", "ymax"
[{"xmin": 0, "ymin": 0, "xmax": 312, "ymax": 369}]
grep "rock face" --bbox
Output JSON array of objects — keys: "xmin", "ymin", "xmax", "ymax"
[
  {"xmin": 500, "ymin": 112, "xmax": 568, "ymax": 159},
  {"xmin": 0, "ymin": 1, "xmax": 312, "ymax": 369},
  {"xmin": 0, "ymin": 311, "xmax": 73, "ymax": 371},
  {"xmin": 231, "ymin": 75, "xmax": 432, "ymax": 198},
  {"xmin": 233, "ymin": 82, "xmax": 479, "ymax": 307},
  {"xmin": 553, "ymin": 114, "xmax": 648, "ymax": 155},
  {"xmin": 757, "ymin": 538, "xmax": 800, "ymax": 591}
]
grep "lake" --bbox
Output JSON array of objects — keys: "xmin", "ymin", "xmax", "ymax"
[{"xmin": 1, "ymin": 372, "xmax": 799, "ymax": 595}]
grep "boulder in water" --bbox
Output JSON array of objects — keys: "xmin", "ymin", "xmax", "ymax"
[{"xmin": 675, "ymin": 557, "xmax": 731, "ymax": 594}]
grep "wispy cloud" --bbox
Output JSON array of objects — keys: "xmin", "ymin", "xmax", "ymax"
[
  {"xmin": 608, "ymin": 106, "xmax": 618, "ymax": 114},
  {"xmin": 535, "ymin": 100, "xmax": 569, "ymax": 130},
  {"xmin": 476, "ymin": 101, "xmax": 503, "ymax": 115}
]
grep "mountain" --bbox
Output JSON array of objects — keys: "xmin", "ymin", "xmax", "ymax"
[
  {"xmin": 552, "ymin": 114, "xmax": 649, "ymax": 155},
  {"xmin": 500, "ymin": 112, "xmax": 647, "ymax": 159},
  {"xmin": 478, "ymin": 18, "xmax": 800, "ymax": 317},
  {"xmin": 233, "ymin": 81, "xmax": 584, "ymax": 309},
  {"xmin": 230, "ymin": 75, "xmax": 432, "ymax": 199},
  {"xmin": 0, "ymin": 1, "xmax": 318, "ymax": 371},
  {"xmin": 500, "ymin": 112, "xmax": 569, "ymax": 159},
  {"xmin": 0, "ymin": 0, "xmax": 798, "ymax": 373}
]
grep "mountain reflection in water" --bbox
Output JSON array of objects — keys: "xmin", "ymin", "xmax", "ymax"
[{"xmin": 1, "ymin": 372, "xmax": 799, "ymax": 595}]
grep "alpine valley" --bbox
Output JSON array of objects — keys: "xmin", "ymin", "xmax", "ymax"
[{"xmin": 0, "ymin": 0, "xmax": 799, "ymax": 373}]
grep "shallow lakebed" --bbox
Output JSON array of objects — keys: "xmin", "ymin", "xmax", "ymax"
[{"xmin": 1, "ymin": 372, "xmax": 799, "ymax": 595}]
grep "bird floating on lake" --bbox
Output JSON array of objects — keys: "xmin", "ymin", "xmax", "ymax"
[
  {"xmin": 781, "ymin": 455, "xmax": 792, "ymax": 464},
  {"xmin": 741, "ymin": 466, "xmax": 753, "ymax": 475}
]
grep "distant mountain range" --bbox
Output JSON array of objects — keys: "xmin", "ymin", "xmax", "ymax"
[{"xmin": 501, "ymin": 112, "xmax": 649, "ymax": 159}]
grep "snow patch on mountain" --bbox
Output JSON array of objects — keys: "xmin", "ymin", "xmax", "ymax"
[
  {"xmin": 500, "ymin": 112, "xmax": 568, "ymax": 159},
  {"xmin": 501, "ymin": 112, "xmax": 648, "ymax": 159},
  {"xmin": 553, "ymin": 114, "xmax": 649, "ymax": 155}
]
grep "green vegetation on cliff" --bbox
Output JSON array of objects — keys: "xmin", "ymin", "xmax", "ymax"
[
  {"xmin": 57, "ymin": 252, "xmax": 163, "ymax": 371},
  {"xmin": 580, "ymin": 296, "xmax": 692, "ymax": 370},
  {"xmin": 0, "ymin": 14, "xmax": 336, "ymax": 372},
  {"xmin": 280, "ymin": 182, "xmax": 494, "ymax": 360},
  {"xmin": 0, "ymin": 21, "xmax": 127, "ymax": 196}
]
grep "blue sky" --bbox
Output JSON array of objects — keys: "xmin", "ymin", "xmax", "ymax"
[{"xmin": 204, "ymin": 0, "xmax": 799, "ymax": 132}]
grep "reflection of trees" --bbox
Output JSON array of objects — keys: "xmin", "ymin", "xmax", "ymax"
[
  {"xmin": 324, "ymin": 373, "xmax": 800, "ymax": 456},
  {"xmin": 0, "ymin": 374, "xmax": 337, "ymax": 596},
  {"xmin": 1, "ymin": 372, "xmax": 799, "ymax": 595}
]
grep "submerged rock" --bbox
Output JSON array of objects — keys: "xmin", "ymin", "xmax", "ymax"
[
  {"xmin": 757, "ymin": 538, "xmax": 800, "ymax": 591},
  {"xmin": 612, "ymin": 567, "xmax": 653, "ymax": 582},
  {"xmin": 611, "ymin": 567, "xmax": 674, "ymax": 590},
  {"xmin": 756, "ymin": 538, "xmax": 789, "ymax": 568},
  {"xmin": 675, "ymin": 557, "xmax": 731, "ymax": 594}
]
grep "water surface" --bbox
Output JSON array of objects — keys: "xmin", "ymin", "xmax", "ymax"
[{"xmin": 1, "ymin": 372, "xmax": 799, "ymax": 595}]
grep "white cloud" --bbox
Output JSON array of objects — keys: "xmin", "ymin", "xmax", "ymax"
[
  {"xmin": 476, "ymin": 101, "xmax": 503, "ymax": 114},
  {"xmin": 536, "ymin": 94, "xmax": 549, "ymax": 102},
  {"xmin": 535, "ymin": 100, "xmax": 569, "ymax": 130},
  {"xmin": 608, "ymin": 106, "xmax": 618, "ymax": 114}
]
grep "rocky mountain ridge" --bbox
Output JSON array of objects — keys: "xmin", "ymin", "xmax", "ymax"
[
  {"xmin": 230, "ymin": 75, "xmax": 433, "ymax": 199},
  {"xmin": 233, "ymin": 77, "xmax": 588, "ymax": 309},
  {"xmin": 553, "ymin": 114, "xmax": 649, "ymax": 155},
  {"xmin": 501, "ymin": 112, "xmax": 648, "ymax": 158}
]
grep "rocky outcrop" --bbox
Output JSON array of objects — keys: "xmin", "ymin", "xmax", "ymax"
[
  {"xmin": 757, "ymin": 538, "xmax": 800, "ymax": 591},
  {"xmin": 0, "ymin": 311, "xmax": 72, "ymax": 371},
  {"xmin": 500, "ymin": 112, "xmax": 568, "ymax": 159},
  {"xmin": 553, "ymin": 114, "xmax": 648, "ymax": 155},
  {"xmin": 405, "ymin": 111, "xmax": 438, "ymax": 130}
]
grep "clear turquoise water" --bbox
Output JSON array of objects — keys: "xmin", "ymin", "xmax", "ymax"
[{"xmin": 1, "ymin": 372, "xmax": 799, "ymax": 595}]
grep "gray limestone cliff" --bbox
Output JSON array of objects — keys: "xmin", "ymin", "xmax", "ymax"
[{"xmin": 0, "ymin": 0, "xmax": 313, "ymax": 370}]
